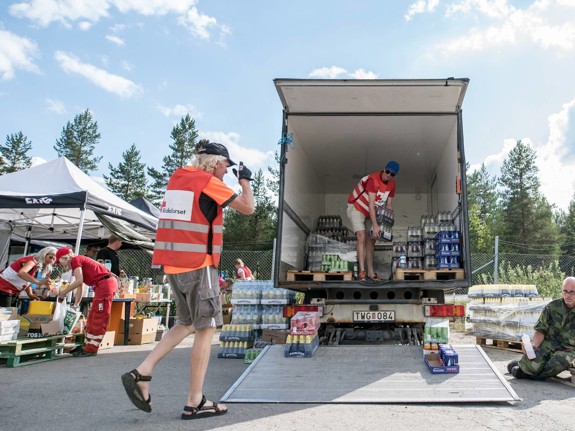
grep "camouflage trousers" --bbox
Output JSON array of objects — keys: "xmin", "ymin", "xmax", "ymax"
[{"xmin": 519, "ymin": 344, "xmax": 575, "ymax": 379}]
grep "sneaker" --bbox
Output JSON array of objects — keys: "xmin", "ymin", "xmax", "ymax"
[
  {"xmin": 507, "ymin": 360, "xmax": 519, "ymax": 374},
  {"xmin": 511, "ymin": 366, "xmax": 530, "ymax": 379},
  {"xmin": 358, "ymin": 271, "xmax": 367, "ymax": 281},
  {"xmin": 72, "ymin": 347, "xmax": 97, "ymax": 357}
]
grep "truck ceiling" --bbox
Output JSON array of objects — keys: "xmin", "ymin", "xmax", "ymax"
[{"xmin": 273, "ymin": 78, "xmax": 470, "ymax": 195}]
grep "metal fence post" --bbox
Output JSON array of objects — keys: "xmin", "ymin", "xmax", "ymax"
[{"xmin": 493, "ymin": 236, "xmax": 499, "ymax": 284}]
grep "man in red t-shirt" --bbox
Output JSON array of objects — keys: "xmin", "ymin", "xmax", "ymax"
[
  {"xmin": 347, "ymin": 161, "xmax": 399, "ymax": 281},
  {"xmin": 56, "ymin": 247, "xmax": 117, "ymax": 357}
]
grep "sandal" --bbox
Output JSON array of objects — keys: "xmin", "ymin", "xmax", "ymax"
[
  {"xmin": 121, "ymin": 369, "xmax": 152, "ymax": 413},
  {"xmin": 181, "ymin": 395, "xmax": 228, "ymax": 420},
  {"xmin": 358, "ymin": 271, "xmax": 367, "ymax": 281},
  {"xmin": 369, "ymin": 273, "xmax": 381, "ymax": 281}
]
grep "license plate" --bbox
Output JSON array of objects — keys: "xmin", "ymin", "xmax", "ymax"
[{"xmin": 353, "ymin": 310, "xmax": 395, "ymax": 322}]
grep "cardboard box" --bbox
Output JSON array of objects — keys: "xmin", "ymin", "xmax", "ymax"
[
  {"xmin": 99, "ymin": 331, "xmax": 115, "ymax": 350},
  {"xmin": 135, "ymin": 293, "xmax": 152, "ymax": 302},
  {"xmin": 261, "ymin": 329, "xmax": 289, "ymax": 345},
  {"xmin": 41, "ymin": 320, "xmax": 62, "ymax": 336},
  {"xmin": 0, "ymin": 307, "xmax": 18, "ymax": 321},
  {"xmin": 423, "ymin": 351, "xmax": 460, "ymax": 374},
  {"xmin": 27, "ymin": 301, "xmax": 54, "ymax": 315},
  {"xmin": 119, "ymin": 318, "xmax": 158, "ymax": 335},
  {"xmin": 123, "ymin": 332, "xmax": 156, "ymax": 345},
  {"xmin": 23, "ymin": 314, "xmax": 52, "ymax": 330},
  {"xmin": 222, "ymin": 304, "xmax": 233, "ymax": 325}
]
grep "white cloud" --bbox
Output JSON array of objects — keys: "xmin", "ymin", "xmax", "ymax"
[
  {"xmin": 10, "ymin": 0, "xmax": 224, "ymax": 41},
  {"xmin": 45, "ymin": 98, "xmax": 67, "ymax": 114},
  {"xmin": 9, "ymin": 0, "xmax": 110, "ymax": 28},
  {"xmin": 309, "ymin": 66, "xmax": 347, "ymax": 79},
  {"xmin": 200, "ymin": 131, "xmax": 274, "ymax": 170},
  {"xmin": 405, "ymin": 0, "xmax": 440, "ymax": 21},
  {"xmin": 106, "ymin": 34, "xmax": 125, "ymax": 46},
  {"xmin": 112, "ymin": 0, "xmax": 196, "ymax": 15},
  {"xmin": 158, "ymin": 103, "xmax": 203, "ymax": 120},
  {"xmin": 537, "ymin": 98, "xmax": 575, "ymax": 209},
  {"xmin": 349, "ymin": 68, "xmax": 378, "ymax": 79},
  {"xmin": 0, "ymin": 29, "xmax": 40, "ymax": 80},
  {"xmin": 479, "ymin": 100, "xmax": 575, "ymax": 211},
  {"xmin": 309, "ymin": 66, "xmax": 378, "ymax": 79},
  {"xmin": 55, "ymin": 51, "xmax": 143, "ymax": 98},
  {"xmin": 121, "ymin": 60, "xmax": 132, "ymax": 71},
  {"xmin": 411, "ymin": 1, "xmax": 575, "ymax": 53},
  {"xmin": 177, "ymin": 6, "xmax": 218, "ymax": 40}
]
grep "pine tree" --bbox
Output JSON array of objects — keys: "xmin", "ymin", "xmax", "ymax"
[
  {"xmin": 466, "ymin": 163, "xmax": 499, "ymax": 252},
  {"xmin": 0, "ymin": 131, "xmax": 33, "ymax": 174},
  {"xmin": 54, "ymin": 109, "xmax": 102, "ymax": 174},
  {"xmin": 560, "ymin": 193, "xmax": 575, "ymax": 255},
  {"xmin": 498, "ymin": 140, "xmax": 559, "ymax": 253},
  {"xmin": 223, "ymin": 168, "xmax": 278, "ymax": 250},
  {"xmin": 103, "ymin": 144, "xmax": 149, "ymax": 202},
  {"xmin": 148, "ymin": 114, "xmax": 198, "ymax": 204}
]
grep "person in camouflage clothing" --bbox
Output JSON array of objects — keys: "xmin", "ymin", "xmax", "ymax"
[{"xmin": 508, "ymin": 276, "xmax": 575, "ymax": 380}]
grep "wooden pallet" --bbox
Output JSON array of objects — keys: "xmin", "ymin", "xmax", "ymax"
[
  {"xmin": 394, "ymin": 268, "xmax": 465, "ymax": 281},
  {"xmin": 475, "ymin": 336, "xmax": 522, "ymax": 353},
  {"xmin": 286, "ymin": 270, "xmax": 352, "ymax": 281},
  {"xmin": 0, "ymin": 333, "xmax": 84, "ymax": 368}
]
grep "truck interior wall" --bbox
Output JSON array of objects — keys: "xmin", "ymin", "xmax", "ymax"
[
  {"xmin": 278, "ymin": 216, "xmax": 307, "ymax": 280},
  {"xmin": 435, "ymin": 122, "xmax": 459, "ymax": 215},
  {"xmin": 283, "ymin": 136, "xmax": 325, "ymax": 230}
]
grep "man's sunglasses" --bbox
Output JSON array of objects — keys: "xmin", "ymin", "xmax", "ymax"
[{"xmin": 385, "ymin": 170, "xmax": 396, "ymax": 177}]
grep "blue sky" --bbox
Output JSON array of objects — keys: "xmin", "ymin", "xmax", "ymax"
[{"xmin": 1, "ymin": 0, "xmax": 574, "ymax": 210}]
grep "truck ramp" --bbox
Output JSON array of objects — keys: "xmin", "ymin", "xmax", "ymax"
[{"xmin": 221, "ymin": 344, "xmax": 521, "ymax": 404}]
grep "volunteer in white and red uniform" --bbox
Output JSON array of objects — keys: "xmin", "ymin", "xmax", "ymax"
[
  {"xmin": 347, "ymin": 160, "xmax": 399, "ymax": 282},
  {"xmin": 56, "ymin": 247, "xmax": 117, "ymax": 357},
  {"xmin": 234, "ymin": 258, "xmax": 253, "ymax": 280},
  {"xmin": 0, "ymin": 247, "xmax": 57, "ymax": 307}
]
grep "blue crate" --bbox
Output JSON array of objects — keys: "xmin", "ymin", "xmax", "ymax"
[{"xmin": 435, "ymin": 231, "xmax": 461, "ymax": 243}]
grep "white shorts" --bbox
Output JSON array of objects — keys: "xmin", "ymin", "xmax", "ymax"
[{"xmin": 346, "ymin": 203, "xmax": 372, "ymax": 233}]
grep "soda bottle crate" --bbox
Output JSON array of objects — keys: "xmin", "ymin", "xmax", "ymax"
[
  {"xmin": 218, "ymin": 340, "xmax": 251, "ymax": 359},
  {"xmin": 219, "ymin": 324, "xmax": 255, "ymax": 342},
  {"xmin": 435, "ymin": 231, "xmax": 461, "ymax": 243},
  {"xmin": 435, "ymin": 242, "xmax": 461, "ymax": 257}
]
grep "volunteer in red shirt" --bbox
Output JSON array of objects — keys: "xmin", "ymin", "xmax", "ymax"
[
  {"xmin": 234, "ymin": 258, "xmax": 253, "ymax": 280},
  {"xmin": 0, "ymin": 247, "xmax": 57, "ymax": 307},
  {"xmin": 121, "ymin": 142, "xmax": 254, "ymax": 420},
  {"xmin": 347, "ymin": 160, "xmax": 399, "ymax": 281},
  {"xmin": 56, "ymin": 247, "xmax": 117, "ymax": 357}
]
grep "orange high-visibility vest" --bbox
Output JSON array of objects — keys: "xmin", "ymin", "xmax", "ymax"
[
  {"xmin": 348, "ymin": 171, "xmax": 395, "ymax": 218},
  {"xmin": 152, "ymin": 167, "xmax": 224, "ymax": 268}
]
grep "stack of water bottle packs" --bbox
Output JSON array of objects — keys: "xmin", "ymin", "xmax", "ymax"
[
  {"xmin": 306, "ymin": 215, "xmax": 356, "ymax": 272},
  {"xmin": 370, "ymin": 206, "xmax": 394, "ymax": 241},
  {"xmin": 284, "ymin": 311, "xmax": 320, "ymax": 358},
  {"xmin": 231, "ymin": 280, "xmax": 296, "ymax": 329},
  {"xmin": 467, "ymin": 284, "xmax": 549, "ymax": 341},
  {"xmin": 218, "ymin": 324, "xmax": 254, "ymax": 359},
  {"xmin": 393, "ymin": 211, "xmax": 459, "ymax": 271}
]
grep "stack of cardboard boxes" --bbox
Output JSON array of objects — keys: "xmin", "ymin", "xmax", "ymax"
[{"xmin": 119, "ymin": 318, "xmax": 158, "ymax": 345}]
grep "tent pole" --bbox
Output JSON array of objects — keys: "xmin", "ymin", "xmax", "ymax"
[
  {"xmin": 23, "ymin": 226, "xmax": 32, "ymax": 255},
  {"xmin": 75, "ymin": 209, "xmax": 86, "ymax": 255}
]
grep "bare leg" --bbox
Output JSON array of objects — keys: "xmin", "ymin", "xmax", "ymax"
[
  {"xmin": 356, "ymin": 230, "xmax": 367, "ymax": 273},
  {"xmin": 365, "ymin": 235, "xmax": 376, "ymax": 277},
  {"xmin": 133, "ymin": 323, "xmax": 195, "ymax": 401},
  {"xmin": 184, "ymin": 326, "xmax": 227, "ymax": 414}
]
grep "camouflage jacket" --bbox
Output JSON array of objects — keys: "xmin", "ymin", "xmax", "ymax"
[{"xmin": 534, "ymin": 298, "xmax": 575, "ymax": 351}]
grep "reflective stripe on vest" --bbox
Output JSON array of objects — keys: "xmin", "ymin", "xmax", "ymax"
[{"xmin": 152, "ymin": 167, "xmax": 224, "ymax": 268}]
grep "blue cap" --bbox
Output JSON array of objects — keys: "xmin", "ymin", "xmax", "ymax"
[{"xmin": 385, "ymin": 160, "xmax": 400, "ymax": 175}]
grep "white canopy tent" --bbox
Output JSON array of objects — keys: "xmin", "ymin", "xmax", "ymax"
[{"xmin": 0, "ymin": 157, "xmax": 158, "ymax": 264}]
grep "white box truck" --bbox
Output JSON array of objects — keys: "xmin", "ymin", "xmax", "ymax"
[{"xmin": 273, "ymin": 78, "xmax": 471, "ymax": 345}]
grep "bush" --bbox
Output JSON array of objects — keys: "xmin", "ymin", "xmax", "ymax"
[{"xmin": 479, "ymin": 260, "xmax": 564, "ymax": 299}]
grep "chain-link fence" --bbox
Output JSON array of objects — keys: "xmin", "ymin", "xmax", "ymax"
[
  {"xmin": 107, "ymin": 248, "xmax": 275, "ymax": 282},
  {"xmin": 109, "ymin": 246, "xmax": 575, "ymax": 298}
]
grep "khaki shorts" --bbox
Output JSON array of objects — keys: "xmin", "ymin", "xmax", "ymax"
[
  {"xmin": 166, "ymin": 266, "xmax": 222, "ymax": 329},
  {"xmin": 346, "ymin": 203, "xmax": 372, "ymax": 233}
]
